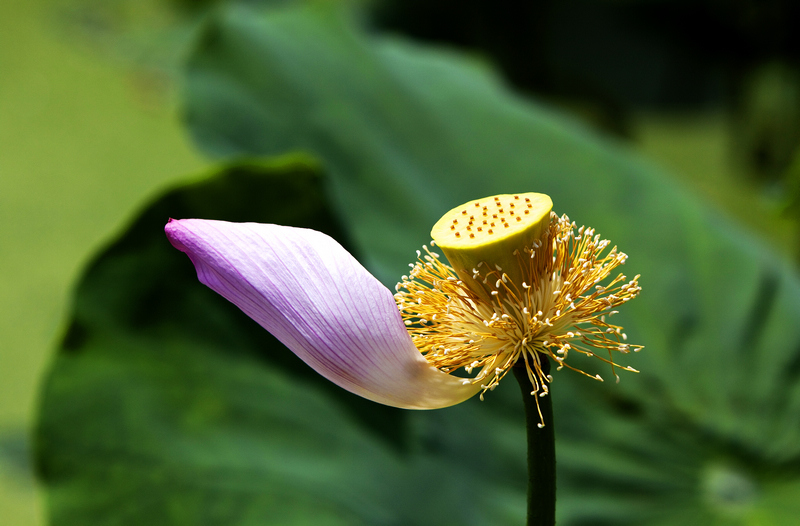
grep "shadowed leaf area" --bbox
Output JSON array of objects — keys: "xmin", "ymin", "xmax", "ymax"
[{"xmin": 37, "ymin": 3, "xmax": 800, "ymax": 525}]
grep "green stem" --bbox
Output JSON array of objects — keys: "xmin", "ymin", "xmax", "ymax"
[{"xmin": 512, "ymin": 358, "xmax": 556, "ymax": 526}]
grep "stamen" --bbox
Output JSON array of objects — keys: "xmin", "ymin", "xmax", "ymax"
[{"xmin": 396, "ymin": 196, "xmax": 642, "ymax": 423}]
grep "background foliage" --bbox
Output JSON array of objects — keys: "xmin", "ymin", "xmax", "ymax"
[{"xmin": 3, "ymin": 0, "xmax": 800, "ymax": 525}]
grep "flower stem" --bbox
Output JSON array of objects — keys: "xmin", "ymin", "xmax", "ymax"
[{"xmin": 512, "ymin": 358, "xmax": 556, "ymax": 526}]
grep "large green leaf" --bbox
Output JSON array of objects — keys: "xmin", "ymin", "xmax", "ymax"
[
  {"xmin": 36, "ymin": 3, "xmax": 800, "ymax": 525},
  {"xmin": 36, "ymin": 158, "xmax": 529, "ymax": 525},
  {"xmin": 181, "ymin": 4, "xmax": 800, "ymax": 524}
]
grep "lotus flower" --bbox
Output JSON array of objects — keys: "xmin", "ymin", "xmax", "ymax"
[{"xmin": 165, "ymin": 193, "xmax": 641, "ymax": 420}]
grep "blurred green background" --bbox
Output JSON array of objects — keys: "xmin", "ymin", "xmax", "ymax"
[
  {"xmin": 0, "ymin": 1, "xmax": 206, "ymax": 523},
  {"xmin": 3, "ymin": 0, "xmax": 800, "ymax": 524}
]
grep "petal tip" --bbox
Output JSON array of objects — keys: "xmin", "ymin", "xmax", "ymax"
[{"xmin": 165, "ymin": 218, "xmax": 189, "ymax": 252}]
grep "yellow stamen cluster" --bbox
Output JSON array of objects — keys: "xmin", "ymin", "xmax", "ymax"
[{"xmin": 394, "ymin": 194, "xmax": 642, "ymax": 425}]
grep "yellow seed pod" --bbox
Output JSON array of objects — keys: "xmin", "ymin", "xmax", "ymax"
[{"xmin": 431, "ymin": 193, "xmax": 552, "ymax": 296}]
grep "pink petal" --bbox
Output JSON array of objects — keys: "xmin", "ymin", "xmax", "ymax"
[{"xmin": 165, "ymin": 219, "xmax": 479, "ymax": 409}]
